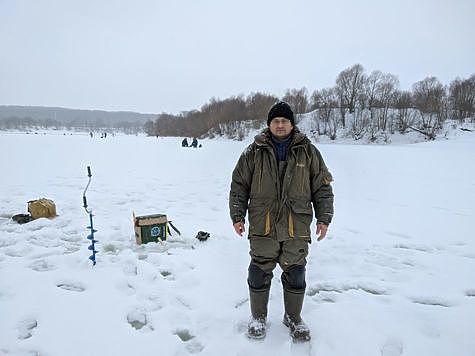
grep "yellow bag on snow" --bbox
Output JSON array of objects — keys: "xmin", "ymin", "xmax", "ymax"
[{"xmin": 28, "ymin": 198, "xmax": 57, "ymax": 219}]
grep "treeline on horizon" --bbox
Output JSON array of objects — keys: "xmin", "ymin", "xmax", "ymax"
[
  {"xmin": 0, "ymin": 106, "xmax": 153, "ymax": 134},
  {"xmin": 0, "ymin": 117, "xmax": 144, "ymax": 134},
  {"xmin": 145, "ymin": 64, "xmax": 475, "ymax": 141}
]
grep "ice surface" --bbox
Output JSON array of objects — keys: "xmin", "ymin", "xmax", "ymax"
[{"xmin": 0, "ymin": 129, "xmax": 474, "ymax": 355}]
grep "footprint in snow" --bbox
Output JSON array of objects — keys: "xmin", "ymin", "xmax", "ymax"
[
  {"xmin": 160, "ymin": 270, "xmax": 174, "ymax": 280},
  {"xmin": 393, "ymin": 243, "xmax": 435, "ymax": 254},
  {"xmin": 466, "ymin": 290, "xmax": 475, "ymax": 297},
  {"xmin": 175, "ymin": 329, "xmax": 194, "ymax": 342},
  {"xmin": 56, "ymin": 282, "xmax": 86, "ymax": 292},
  {"xmin": 53, "ymin": 219, "xmax": 74, "ymax": 229},
  {"xmin": 176, "ymin": 296, "xmax": 193, "ymax": 310},
  {"xmin": 116, "ymin": 281, "xmax": 136, "ymax": 296},
  {"xmin": 127, "ymin": 309, "xmax": 152, "ymax": 331},
  {"xmin": 3, "ymin": 226, "xmax": 19, "ymax": 233},
  {"xmin": 122, "ymin": 262, "xmax": 138, "ymax": 276},
  {"xmin": 307, "ymin": 283, "xmax": 387, "ymax": 297},
  {"xmin": 234, "ymin": 297, "xmax": 248, "ymax": 309},
  {"xmin": 186, "ymin": 340, "xmax": 205, "ymax": 354},
  {"xmin": 63, "ymin": 245, "xmax": 81, "ymax": 254},
  {"xmin": 137, "ymin": 253, "xmax": 148, "ymax": 260},
  {"xmin": 385, "ymin": 231, "xmax": 412, "ymax": 240},
  {"xmin": 380, "ymin": 338, "xmax": 403, "ymax": 356},
  {"xmin": 309, "ymin": 291, "xmax": 338, "ymax": 303},
  {"xmin": 28, "ymin": 223, "xmax": 48, "ymax": 232},
  {"xmin": 102, "ymin": 243, "xmax": 119, "ymax": 255},
  {"xmin": 411, "ymin": 297, "xmax": 451, "ymax": 307},
  {"xmin": 343, "ymin": 227, "xmax": 360, "ymax": 234},
  {"xmin": 175, "ymin": 329, "xmax": 204, "ymax": 354},
  {"xmin": 18, "ymin": 318, "xmax": 38, "ymax": 340},
  {"xmin": 0, "ymin": 237, "xmax": 17, "ymax": 248},
  {"xmin": 60, "ymin": 233, "xmax": 83, "ymax": 243},
  {"xmin": 29, "ymin": 259, "xmax": 57, "ymax": 272},
  {"xmin": 5, "ymin": 246, "xmax": 32, "ymax": 258},
  {"xmin": 234, "ymin": 320, "xmax": 248, "ymax": 335},
  {"xmin": 147, "ymin": 295, "xmax": 164, "ymax": 311}
]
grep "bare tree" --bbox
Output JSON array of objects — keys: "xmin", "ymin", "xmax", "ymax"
[
  {"xmin": 310, "ymin": 87, "xmax": 338, "ymax": 137},
  {"xmin": 144, "ymin": 120, "xmax": 156, "ymax": 136},
  {"xmin": 364, "ymin": 70, "xmax": 383, "ymax": 116},
  {"xmin": 375, "ymin": 73, "xmax": 399, "ymax": 131},
  {"xmin": 283, "ymin": 87, "xmax": 309, "ymax": 115},
  {"xmin": 246, "ymin": 92, "xmax": 278, "ymax": 121},
  {"xmin": 449, "ymin": 74, "xmax": 475, "ymax": 121},
  {"xmin": 350, "ymin": 111, "xmax": 370, "ymax": 140},
  {"xmin": 136, "ymin": 69, "xmax": 471, "ymax": 140},
  {"xmin": 411, "ymin": 77, "xmax": 447, "ymax": 139},
  {"xmin": 393, "ymin": 90, "xmax": 414, "ymax": 133},
  {"xmin": 335, "ymin": 64, "xmax": 366, "ymax": 129},
  {"xmin": 151, "ymin": 93, "xmax": 274, "ymax": 138},
  {"xmin": 327, "ymin": 111, "xmax": 338, "ymax": 140}
]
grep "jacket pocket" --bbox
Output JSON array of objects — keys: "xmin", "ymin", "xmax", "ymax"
[
  {"xmin": 289, "ymin": 200, "xmax": 313, "ymax": 240},
  {"xmin": 248, "ymin": 199, "xmax": 272, "ymax": 237}
]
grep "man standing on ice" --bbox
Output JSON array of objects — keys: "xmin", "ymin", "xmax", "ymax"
[{"xmin": 229, "ymin": 101, "xmax": 334, "ymax": 342}]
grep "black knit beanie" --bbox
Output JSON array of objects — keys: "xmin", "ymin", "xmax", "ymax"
[{"xmin": 267, "ymin": 101, "xmax": 294, "ymax": 126}]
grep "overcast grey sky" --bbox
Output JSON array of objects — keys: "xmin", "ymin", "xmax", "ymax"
[{"xmin": 1, "ymin": 0, "xmax": 474, "ymax": 114}]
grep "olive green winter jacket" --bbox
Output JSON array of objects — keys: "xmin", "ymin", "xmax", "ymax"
[{"xmin": 229, "ymin": 128, "xmax": 334, "ymax": 242}]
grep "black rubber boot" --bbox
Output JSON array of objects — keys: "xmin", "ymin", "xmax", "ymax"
[
  {"xmin": 247, "ymin": 288, "xmax": 270, "ymax": 339},
  {"xmin": 283, "ymin": 289, "xmax": 311, "ymax": 342}
]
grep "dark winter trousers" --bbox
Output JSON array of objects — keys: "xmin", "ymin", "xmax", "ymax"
[{"xmin": 247, "ymin": 237, "xmax": 308, "ymax": 293}]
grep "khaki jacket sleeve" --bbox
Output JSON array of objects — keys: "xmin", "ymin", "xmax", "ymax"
[
  {"xmin": 229, "ymin": 146, "xmax": 254, "ymax": 224},
  {"xmin": 309, "ymin": 145, "xmax": 334, "ymax": 225}
]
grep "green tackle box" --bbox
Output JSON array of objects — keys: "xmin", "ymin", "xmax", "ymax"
[{"xmin": 134, "ymin": 213, "xmax": 168, "ymax": 244}]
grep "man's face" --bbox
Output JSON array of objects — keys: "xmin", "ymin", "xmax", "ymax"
[{"xmin": 269, "ymin": 117, "xmax": 293, "ymax": 139}]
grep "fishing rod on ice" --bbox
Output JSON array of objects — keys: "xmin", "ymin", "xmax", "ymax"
[{"xmin": 83, "ymin": 166, "xmax": 98, "ymax": 266}]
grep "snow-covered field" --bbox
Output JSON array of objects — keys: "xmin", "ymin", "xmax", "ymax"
[{"xmin": 1, "ymin": 130, "xmax": 474, "ymax": 356}]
